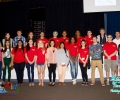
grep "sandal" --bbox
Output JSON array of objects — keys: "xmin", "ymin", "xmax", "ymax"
[
  {"xmin": 29, "ymin": 83, "xmax": 31, "ymax": 86},
  {"xmin": 49, "ymin": 82, "xmax": 52, "ymax": 86},
  {"xmin": 59, "ymin": 82, "xmax": 62, "ymax": 86},
  {"xmin": 90, "ymin": 83, "xmax": 95, "ymax": 86},
  {"xmin": 38, "ymin": 82, "xmax": 41, "ymax": 86},
  {"xmin": 85, "ymin": 82, "xmax": 88, "ymax": 86},
  {"xmin": 62, "ymin": 82, "xmax": 65, "ymax": 86},
  {"xmin": 41, "ymin": 83, "xmax": 44, "ymax": 86},
  {"xmin": 31, "ymin": 83, "xmax": 35, "ymax": 86},
  {"xmin": 82, "ymin": 82, "xmax": 85, "ymax": 86},
  {"xmin": 52, "ymin": 82, "xmax": 55, "ymax": 86}
]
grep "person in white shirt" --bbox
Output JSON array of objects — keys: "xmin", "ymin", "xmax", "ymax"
[{"xmin": 113, "ymin": 31, "xmax": 120, "ymax": 77}]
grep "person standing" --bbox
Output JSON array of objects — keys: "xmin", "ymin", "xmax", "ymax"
[
  {"xmin": 78, "ymin": 40, "xmax": 89, "ymax": 86},
  {"xmin": 59, "ymin": 31, "xmax": 69, "ymax": 48},
  {"xmin": 49, "ymin": 31, "xmax": 60, "ymax": 48},
  {"xmin": 35, "ymin": 40, "xmax": 46, "ymax": 86},
  {"xmin": 27, "ymin": 32, "xmax": 36, "ymax": 46},
  {"xmin": 103, "ymin": 34, "xmax": 117, "ymax": 85},
  {"xmin": 67, "ymin": 37, "xmax": 78, "ymax": 85},
  {"xmin": 25, "ymin": 39, "xmax": 36, "ymax": 86},
  {"xmin": 84, "ymin": 30, "xmax": 93, "ymax": 69},
  {"xmin": 2, "ymin": 40, "xmax": 12, "ymax": 85},
  {"xmin": 13, "ymin": 30, "xmax": 26, "ymax": 47},
  {"xmin": 90, "ymin": 36, "xmax": 105, "ymax": 86},
  {"xmin": 56, "ymin": 42, "xmax": 69, "ymax": 86},
  {"xmin": 97, "ymin": 28, "xmax": 107, "ymax": 64},
  {"xmin": 11, "ymin": 40, "xmax": 25, "ymax": 86},
  {"xmin": 75, "ymin": 30, "xmax": 83, "ymax": 47},
  {"xmin": 36, "ymin": 32, "xmax": 48, "ymax": 48},
  {"xmin": 46, "ymin": 40, "xmax": 57, "ymax": 86},
  {"xmin": 97, "ymin": 28, "xmax": 107, "ymax": 46},
  {"xmin": 0, "ymin": 42, "xmax": 2, "ymax": 81},
  {"xmin": 2, "ymin": 32, "xmax": 13, "ymax": 48},
  {"xmin": 113, "ymin": 31, "xmax": 120, "ymax": 77}
]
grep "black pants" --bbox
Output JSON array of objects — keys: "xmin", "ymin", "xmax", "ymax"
[
  {"xmin": 79, "ymin": 63, "xmax": 88, "ymax": 82},
  {"xmin": 14, "ymin": 62, "xmax": 25, "ymax": 84},
  {"xmin": 48, "ymin": 64, "xmax": 56, "ymax": 82}
]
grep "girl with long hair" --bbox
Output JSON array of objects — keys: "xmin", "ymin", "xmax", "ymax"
[
  {"xmin": 11, "ymin": 40, "xmax": 25, "ymax": 86},
  {"xmin": 56, "ymin": 42, "xmax": 69, "ymax": 85},
  {"xmin": 2, "ymin": 40, "xmax": 12, "ymax": 84},
  {"xmin": 78, "ymin": 40, "xmax": 89, "ymax": 86},
  {"xmin": 35, "ymin": 40, "xmax": 46, "ymax": 86},
  {"xmin": 25, "ymin": 39, "xmax": 36, "ymax": 86},
  {"xmin": 46, "ymin": 40, "xmax": 57, "ymax": 86},
  {"xmin": 0, "ymin": 42, "xmax": 2, "ymax": 81},
  {"xmin": 2, "ymin": 32, "xmax": 13, "ymax": 48},
  {"xmin": 67, "ymin": 37, "xmax": 78, "ymax": 85}
]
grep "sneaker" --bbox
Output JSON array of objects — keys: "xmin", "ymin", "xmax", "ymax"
[
  {"xmin": 73, "ymin": 79, "xmax": 76, "ymax": 85},
  {"xmin": 106, "ymin": 80, "xmax": 110, "ymax": 85}
]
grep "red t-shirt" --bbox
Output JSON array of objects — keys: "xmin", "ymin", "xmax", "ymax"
[
  {"xmin": 35, "ymin": 48, "xmax": 46, "ymax": 64},
  {"xmin": 36, "ymin": 38, "xmax": 48, "ymax": 46},
  {"xmin": 78, "ymin": 48, "xmax": 89, "ymax": 63},
  {"xmin": 76, "ymin": 36, "xmax": 84, "ymax": 48},
  {"xmin": 84, "ymin": 36, "xmax": 93, "ymax": 48},
  {"xmin": 49, "ymin": 37, "xmax": 60, "ymax": 48},
  {"xmin": 59, "ymin": 37, "xmax": 69, "ymax": 47},
  {"xmin": 11, "ymin": 48, "xmax": 25, "ymax": 63},
  {"xmin": 103, "ymin": 42, "xmax": 117, "ymax": 60},
  {"xmin": 24, "ymin": 46, "xmax": 36, "ymax": 63},
  {"xmin": 67, "ymin": 43, "xmax": 78, "ymax": 56}
]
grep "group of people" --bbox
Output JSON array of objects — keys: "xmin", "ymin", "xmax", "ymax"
[{"xmin": 0, "ymin": 28, "xmax": 120, "ymax": 87}]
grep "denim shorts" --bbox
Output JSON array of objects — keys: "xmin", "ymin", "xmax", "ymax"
[{"xmin": 37, "ymin": 63, "xmax": 44, "ymax": 66}]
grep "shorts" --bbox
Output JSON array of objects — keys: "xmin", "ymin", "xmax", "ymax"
[
  {"xmin": 37, "ymin": 63, "xmax": 44, "ymax": 66},
  {"xmin": 104, "ymin": 59, "xmax": 116, "ymax": 72},
  {"xmin": 116, "ymin": 56, "xmax": 120, "ymax": 67}
]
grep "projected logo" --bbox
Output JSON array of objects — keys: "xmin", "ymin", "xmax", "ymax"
[{"xmin": 95, "ymin": 0, "xmax": 116, "ymax": 6}]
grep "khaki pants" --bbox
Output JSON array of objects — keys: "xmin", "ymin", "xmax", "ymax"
[
  {"xmin": 91, "ymin": 60, "xmax": 104, "ymax": 84},
  {"xmin": 58, "ymin": 65, "xmax": 67, "ymax": 82}
]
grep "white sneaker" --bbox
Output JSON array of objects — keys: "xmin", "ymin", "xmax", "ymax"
[
  {"xmin": 106, "ymin": 80, "xmax": 110, "ymax": 85},
  {"xmin": 72, "ymin": 79, "xmax": 76, "ymax": 85}
]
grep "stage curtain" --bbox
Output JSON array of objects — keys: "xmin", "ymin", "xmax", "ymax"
[{"xmin": 107, "ymin": 12, "xmax": 120, "ymax": 38}]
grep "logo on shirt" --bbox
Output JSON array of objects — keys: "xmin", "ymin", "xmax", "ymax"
[
  {"xmin": 32, "ymin": 49, "xmax": 35, "ymax": 51},
  {"xmin": 66, "ymin": 40, "xmax": 68, "ymax": 42},
  {"xmin": 84, "ymin": 51, "xmax": 87, "ymax": 53},
  {"xmin": 74, "ymin": 46, "xmax": 77, "ymax": 48},
  {"xmin": 112, "ymin": 45, "xmax": 115, "ymax": 47}
]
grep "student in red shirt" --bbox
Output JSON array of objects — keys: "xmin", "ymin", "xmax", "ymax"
[
  {"xmin": 36, "ymin": 32, "xmax": 48, "ymax": 48},
  {"xmin": 103, "ymin": 34, "xmax": 118, "ymax": 85},
  {"xmin": 25, "ymin": 39, "xmax": 36, "ymax": 86},
  {"xmin": 84, "ymin": 30, "xmax": 93, "ymax": 69},
  {"xmin": 84, "ymin": 30, "xmax": 93, "ymax": 48},
  {"xmin": 59, "ymin": 31, "xmax": 69, "ymax": 48},
  {"xmin": 49, "ymin": 31, "xmax": 60, "ymax": 48},
  {"xmin": 78, "ymin": 40, "xmax": 89, "ymax": 86},
  {"xmin": 67, "ymin": 37, "xmax": 78, "ymax": 85},
  {"xmin": 75, "ymin": 30, "xmax": 83, "ymax": 47},
  {"xmin": 11, "ymin": 40, "xmax": 25, "ymax": 86},
  {"xmin": 35, "ymin": 40, "xmax": 46, "ymax": 86}
]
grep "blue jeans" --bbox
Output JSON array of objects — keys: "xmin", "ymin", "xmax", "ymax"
[
  {"xmin": 69, "ymin": 56, "xmax": 78, "ymax": 79},
  {"xmin": 26, "ymin": 63, "xmax": 34, "ymax": 83},
  {"xmin": 0, "ymin": 61, "xmax": 2, "ymax": 80}
]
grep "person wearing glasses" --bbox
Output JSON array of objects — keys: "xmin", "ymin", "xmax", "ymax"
[
  {"xmin": 113, "ymin": 31, "xmax": 120, "ymax": 77},
  {"xmin": 103, "ymin": 34, "xmax": 118, "ymax": 85}
]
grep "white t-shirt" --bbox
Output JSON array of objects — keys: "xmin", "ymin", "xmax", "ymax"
[
  {"xmin": 3, "ymin": 48, "xmax": 11, "ymax": 58},
  {"xmin": 113, "ymin": 38, "xmax": 120, "ymax": 56}
]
